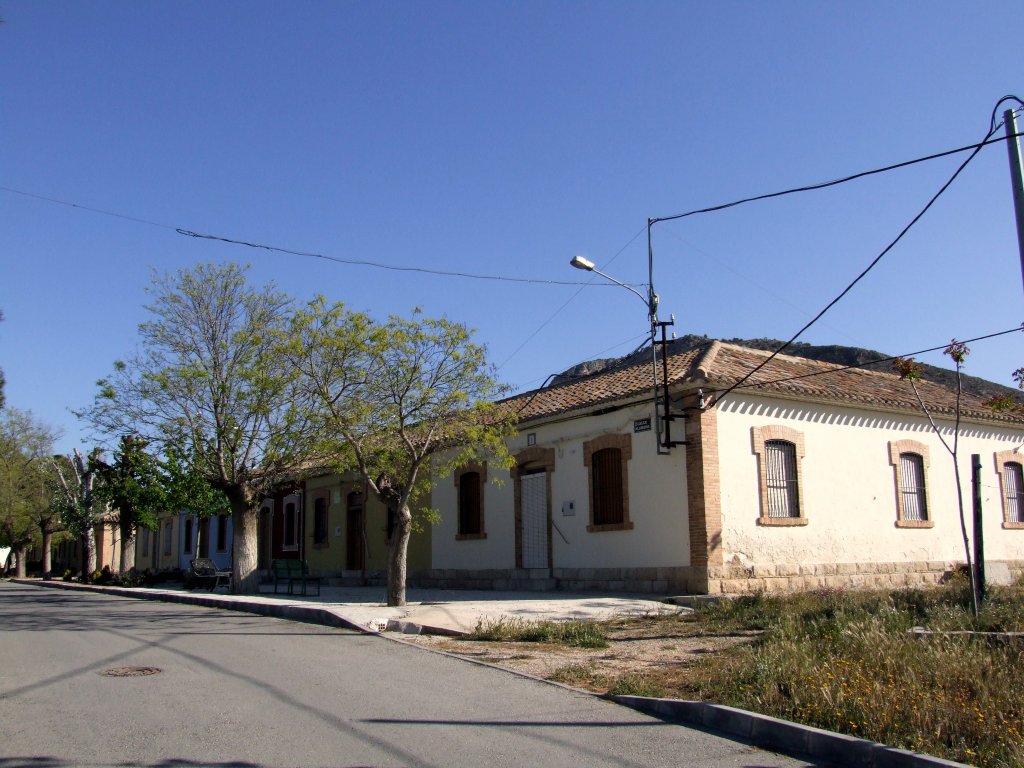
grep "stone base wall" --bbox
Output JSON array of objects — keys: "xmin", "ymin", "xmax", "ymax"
[
  {"xmin": 705, "ymin": 560, "xmax": 1024, "ymax": 595},
  {"xmin": 409, "ymin": 567, "xmax": 710, "ymax": 594},
  {"xmin": 404, "ymin": 561, "xmax": 1024, "ymax": 595}
]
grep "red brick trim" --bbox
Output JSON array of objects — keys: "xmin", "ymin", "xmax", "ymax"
[
  {"xmin": 994, "ymin": 450, "xmax": 1024, "ymax": 529},
  {"xmin": 888, "ymin": 439, "xmax": 933, "ymax": 528},
  {"xmin": 751, "ymin": 425, "xmax": 807, "ymax": 526}
]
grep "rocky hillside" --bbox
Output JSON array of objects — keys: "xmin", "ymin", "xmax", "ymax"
[{"xmin": 552, "ymin": 334, "xmax": 1020, "ymax": 401}]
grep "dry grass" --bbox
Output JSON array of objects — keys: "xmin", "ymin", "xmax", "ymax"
[{"xmin": 649, "ymin": 582, "xmax": 1024, "ymax": 768}]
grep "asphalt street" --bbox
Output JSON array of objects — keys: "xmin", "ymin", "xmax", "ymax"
[{"xmin": 0, "ymin": 582, "xmax": 824, "ymax": 768}]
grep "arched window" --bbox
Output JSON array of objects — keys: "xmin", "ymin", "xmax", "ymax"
[
  {"xmin": 752, "ymin": 425, "xmax": 806, "ymax": 526},
  {"xmin": 764, "ymin": 440, "xmax": 800, "ymax": 519},
  {"xmin": 283, "ymin": 501, "xmax": 297, "ymax": 550},
  {"xmin": 898, "ymin": 452, "xmax": 928, "ymax": 522},
  {"xmin": 888, "ymin": 440, "xmax": 932, "ymax": 528}
]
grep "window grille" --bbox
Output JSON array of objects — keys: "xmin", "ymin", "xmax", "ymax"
[
  {"xmin": 1005, "ymin": 462, "xmax": 1024, "ymax": 524},
  {"xmin": 764, "ymin": 440, "xmax": 799, "ymax": 518},
  {"xmin": 899, "ymin": 453, "xmax": 928, "ymax": 521}
]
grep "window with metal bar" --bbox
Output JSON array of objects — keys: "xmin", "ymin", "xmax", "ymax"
[
  {"xmin": 898, "ymin": 452, "xmax": 928, "ymax": 521},
  {"xmin": 764, "ymin": 440, "xmax": 799, "ymax": 518},
  {"xmin": 1004, "ymin": 462, "xmax": 1024, "ymax": 524}
]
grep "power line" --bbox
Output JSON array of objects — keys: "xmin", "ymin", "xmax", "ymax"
[
  {"xmin": 0, "ymin": 186, "xmax": 179, "ymax": 230},
  {"xmin": 649, "ymin": 128, "xmax": 1023, "ymax": 226},
  {"xmin": 708, "ymin": 101, "xmax": 1014, "ymax": 408},
  {"xmin": 174, "ymin": 228, "xmax": 630, "ymax": 287},
  {"xmin": 710, "ymin": 325, "xmax": 1023, "ymax": 395},
  {"xmin": 496, "ymin": 225, "xmax": 648, "ymax": 370},
  {"xmin": 0, "ymin": 185, "xmax": 633, "ymax": 287}
]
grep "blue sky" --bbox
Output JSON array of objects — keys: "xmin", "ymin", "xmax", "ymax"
[{"xmin": 2, "ymin": 1, "xmax": 1022, "ymax": 454}]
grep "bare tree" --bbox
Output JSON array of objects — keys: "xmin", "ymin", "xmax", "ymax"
[{"xmin": 79, "ymin": 263, "xmax": 315, "ymax": 593}]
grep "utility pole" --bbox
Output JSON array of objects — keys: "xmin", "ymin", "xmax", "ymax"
[{"xmin": 1004, "ymin": 108, "xmax": 1024, "ymax": 296}]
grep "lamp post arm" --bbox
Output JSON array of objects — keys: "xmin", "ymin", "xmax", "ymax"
[{"xmin": 589, "ymin": 266, "xmax": 656, "ymax": 319}]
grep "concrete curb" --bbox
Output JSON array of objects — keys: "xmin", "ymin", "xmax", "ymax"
[
  {"xmin": 14, "ymin": 579, "xmax": 368, "ymax": 633},
  {"xmin": 608, "ymin": 696, "xmax": 972, "ymax": 768}
]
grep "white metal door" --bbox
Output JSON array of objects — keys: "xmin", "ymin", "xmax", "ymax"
[{"xmin": 520, "ymin": 472, "xmax": 548, "ymax": 569}]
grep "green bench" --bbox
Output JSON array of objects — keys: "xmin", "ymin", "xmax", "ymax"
[{"xmin": 271, "ymin": 559, "xmax": 321, "ymax": 596}]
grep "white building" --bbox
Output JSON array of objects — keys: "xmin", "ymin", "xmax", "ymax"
[{"xmin": 423, "ymin": 340, "xmax": 1024, "ymax": 594}]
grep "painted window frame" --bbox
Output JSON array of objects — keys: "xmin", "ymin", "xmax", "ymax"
[
  {"xmin": 888, "ymin": 440, "xmax": 934, "ymax": 529},
  {"xmin": 583, "ymin": 433, "xmax": 634, "ymax": 532},
  {"xmin": 183, "ymin": 516, "xmax": 194, "ymax": 554},
  {"xmin": 162, "ymin": 520, "xmax": 173, "ymax": 556},
  {"xmin": 455, "ymin": 463, "xmax": 487, "ymax": 540},
  {"xmin": 994, "ymin": 451, "xmax": 1024, "ymax": 529},
  {"xmin": 751, "ymin": 425, "xmax": 807, "ymax": 526}
]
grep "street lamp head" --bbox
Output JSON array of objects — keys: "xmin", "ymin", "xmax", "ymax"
[{"xmin": 569, "ymin": 255, "xmax": 595, "ymax": 271}]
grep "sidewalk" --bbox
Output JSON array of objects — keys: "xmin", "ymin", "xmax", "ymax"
[{"xmin": 18, "ymin": 579, "xmax": 684, "ymax": 635}]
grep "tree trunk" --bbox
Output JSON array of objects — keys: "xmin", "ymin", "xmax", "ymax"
[
  {"xmin": 119, "ymin": 519, "xmax": 136, "ymax": 574},
  {"xmin": 231, "ymin": 499, "xmax": 260, "ymax": 594},
  {"xmin": 386, "ymin": 504, "xmax": 412, "ymax": 607},
  {"xmin": 84, "ymin": 528, "xmax": 97, "ymax": 575},
  {"xmin": 13, "ymin": 546, "xmax": 26, "ymax": 578},
  {"xmin": 41, "ymin": 528, "xmax": 53, "ymax": 579}
]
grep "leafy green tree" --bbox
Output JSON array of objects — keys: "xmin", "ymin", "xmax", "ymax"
[
  {"xmin": 285, "ymin": 300, "xmax": 516, "ymax": 606},
  {"xmin": 159, "ymin": 444, "xmax": 230, "ymax": 556},
  {"xmin": 93, "ymin": 435, "xmax": 167, "ymax": 573},
  {"xmin": 0, "ymin": 408, "xmax": 60, "ymax": 577},
  {"xmin": 80, "ymin": 263, "xmax": 313, "ymax": 593}
]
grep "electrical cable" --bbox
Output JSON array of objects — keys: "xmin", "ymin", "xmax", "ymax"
[
  {"xmin": 175, "ymin": 228, "xmax": 626, "ymax": 286},
  {"xmin": 707, "ymin": 98, "xmax": 1017, "ymax": 408},
  {"xmin": 0, "ymin": 185, "xmax": 633, "ymax": 287},
  {"xmin": 649, "ymin": 127, "xmax": 1023, "ymax": 227},
  {"xmin": 495, "ymin": 225, "xmax": 647, "ymax": 370}
]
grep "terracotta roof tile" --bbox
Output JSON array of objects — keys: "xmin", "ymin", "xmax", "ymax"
[{"xmin": 503, "ymin": 341, "xmax": 1024, "ymax": 426}]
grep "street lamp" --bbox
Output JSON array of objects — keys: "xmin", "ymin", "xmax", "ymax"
[{"xmin": 569, "ymin": 255, "xmax": 670, "ymax": 455}]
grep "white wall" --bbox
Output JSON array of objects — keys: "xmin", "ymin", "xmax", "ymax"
[
  {"xmin": 716, "ymin": 395, "xmax": 1024, "ymax": 567},
  {"xmin": 432, "ymin": 402, "xmax": 691, "ymax": 570}
]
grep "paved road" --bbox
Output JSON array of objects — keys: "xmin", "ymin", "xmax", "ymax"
[{"xmin": 0, "ymin": 582, "xmax": 822, "ymax": 768}]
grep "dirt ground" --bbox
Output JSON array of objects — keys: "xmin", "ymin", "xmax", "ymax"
[{"xmin": 398, "ymin": 618, "xmax": 760, "ymax": 693}]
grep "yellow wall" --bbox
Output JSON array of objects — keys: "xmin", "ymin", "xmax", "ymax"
[{"xmin": 303, "ymin": 472, "xmax": 432, "ymax": 576}]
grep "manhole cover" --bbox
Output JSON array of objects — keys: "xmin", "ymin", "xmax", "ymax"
[{"xmin": 99, "ymin": 666, "xmax": 162, "ymax": 677}]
